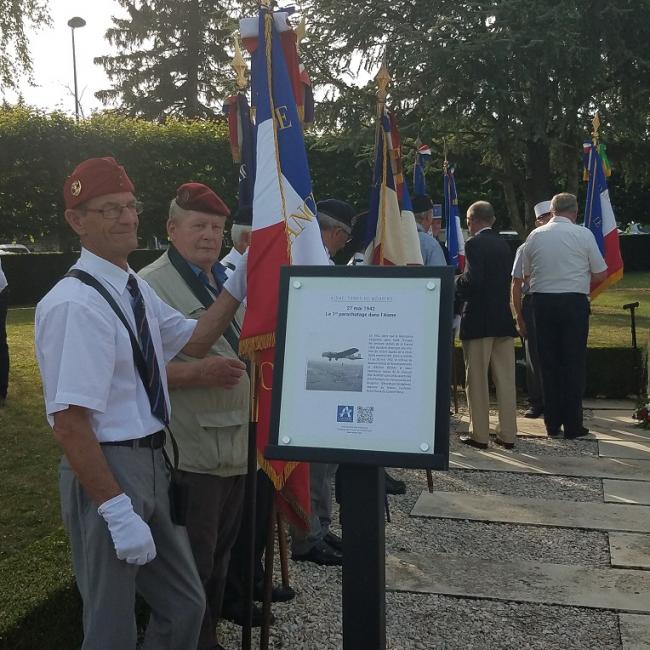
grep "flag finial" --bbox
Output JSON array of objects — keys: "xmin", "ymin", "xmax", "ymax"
[
  {"xmin": 591, "ymin": 111, "xmax": 601, "ymax": 147},
  {"xmin": 296, "ymin": 16, "xmax": 306, "ymax": 49},
  {"xmin": 231, "ymin": 36, "xmax": 248, "ymax": 90},
  {"xmin": 375, "ymin": 59, "xmax": 391, "ymax": 103}
]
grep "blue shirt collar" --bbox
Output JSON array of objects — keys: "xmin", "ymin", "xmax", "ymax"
[{"xmin": 187, "ymin": 259, "xmax": 228, "ymax": 287}]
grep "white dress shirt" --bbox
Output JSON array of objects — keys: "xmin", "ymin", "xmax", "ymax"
[
  {"xmin": 522, "ymin": 216, "xmax": 607, "ymax": 295},
  {"xmin": 511, "ymin": 243, "xmax": 530, "ymax": 294},
  {"xmin": 35, "ymin": 248, "xmax": 197, "ymax": 442},
  {"xmin": 0, "ymin": 259, "xmax": 6, "ymax": 292}
]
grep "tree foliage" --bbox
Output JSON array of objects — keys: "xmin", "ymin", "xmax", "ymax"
[
  {"xmin": 95, "ymin": 0, "xmax": 238, "ymax": 119},
  {"xmin": 301, "ymin": 0, "xmax": 650, "ymax": 234},
  {"xmin": 0, "ymin": 0, "xmax": 49, "ymax": 89}
]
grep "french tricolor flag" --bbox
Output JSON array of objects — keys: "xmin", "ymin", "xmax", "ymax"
[
  {"xmin": 583, "ymin": 141, "xmax": 623, "ymax": 298},
  {"xmin": 362, "ymin": 109, "xmax": 423, "ymax": 266},
  {"xmin": 238, "ymin": 8, "xmax": 328, "ymax": 528}
]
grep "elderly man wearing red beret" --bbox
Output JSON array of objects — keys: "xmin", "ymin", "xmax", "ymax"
[
  {"xmin": 34, "ymin": 158, "xmax": 248, "ymax": 650},
  {"xmin": 139, "ymin": 183, "xmax": 250, "ymax": 650}
]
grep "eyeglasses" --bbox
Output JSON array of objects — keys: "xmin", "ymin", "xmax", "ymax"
[
  {"xmin": 83, "ymin": 200, "xmax": 144, "ymax": 220},
  {"xmin": 338, "ymin": 227, "xmax": 352, "ymax": 244}
]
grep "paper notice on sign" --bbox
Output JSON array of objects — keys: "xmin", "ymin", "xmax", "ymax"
[{"xmin": 277, "ymin": 276, "xmax": 440, "ymax": 455}]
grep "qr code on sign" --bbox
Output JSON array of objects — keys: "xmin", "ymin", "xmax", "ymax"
[{"xmin": 357, "ymin": 406, "xmax": 374, "ymax": 424}]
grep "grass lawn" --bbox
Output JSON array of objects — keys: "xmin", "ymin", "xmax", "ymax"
[
  {"xmin": 0, "ymin": 309, "xmax": 61, "ymax": 562},
  {"xmin": 0, "ymin": 272, "xmax": 648, "ymax": 566},
  {"xmin": 588, "ymin": 272, "xmax": 650, "ymax": 347}
]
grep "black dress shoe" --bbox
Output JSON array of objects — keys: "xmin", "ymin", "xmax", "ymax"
[
  {"xmin": 385, "ymin": 471, "xmax": 406, "ymax": 495},
  {"xmin": 221, "ymin": 603, "xmax": 274, "ymax": 627},
  {"xmin": 565, "ymin": 427, "xmax": 589, "ymax": 440},
  {"xmin": 292, "ymin": 541, "xmax": 342, "ymax": 566},
  {"xmin": 494, "ymin": 437, "xmax": 515, "ymax": 449},
  {"xmin": 254, "ymin": 583, "xmax": 296, "ymax": 603},
  {"xmin": 546, "ymin": 428, "xmax": 562, "ymax": 438},
  {"xmin": 323, "ymin": 531, "xmax": 343, "ymax": 552},
  {"xmin": 524, "ymin": 407, "xmax": 543, "ymax": 418},
  {"xmin": 458, "ymin": 434, "xmax": 488, "ymax": 450}
]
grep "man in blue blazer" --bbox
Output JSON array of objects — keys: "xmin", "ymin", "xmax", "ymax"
[{"xmin": 456, "ymin": 201, "xmax": 518, "ymax": 449}]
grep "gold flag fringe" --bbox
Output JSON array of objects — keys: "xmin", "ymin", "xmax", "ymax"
[
  {"xmin": 590, "ymin": 267, "xmax": 624, "ymax": 301},
  {"xmin": 238, "ymin": 333, "xmax": 276, "ymax": 359}
]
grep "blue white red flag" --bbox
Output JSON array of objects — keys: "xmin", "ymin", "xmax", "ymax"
[
  {"xmin": 413, "ymin": 144, "xmax": 431, "ymax": 196},
  {"xmin": 444, "ymin": 164, "xmax": 465, "ymax": 271},
  {"xmin": 582, "ymin": 141, "xmax": 623, "ymax": 298},
  {"xmin": 362, "ymin": 109, "xmax": 423, "ymax": 266},
  {"xmin": 239, "ymin": 8, "xmax": 327, "ymax": 528}
]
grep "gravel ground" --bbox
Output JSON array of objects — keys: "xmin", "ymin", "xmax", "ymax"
[
  {"xmin": 449, "ymin": 433, "xmax": 599, "ymax": 457},
  {"xmin": 409, "ymin": 468, "xmax": 604, "ymax": 503},
  {"xmin": 219, "ymin": 593, "xmax": 621, "ymax": 650},
  {"xmin": 215, "ymin": 460, "xmax": 619, "ymax": 650}
]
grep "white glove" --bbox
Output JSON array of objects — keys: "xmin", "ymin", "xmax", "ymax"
[
  {"xmin": 98, "ymin": 493, "xmax": 157, "ymax": 565},
  {"xmin": 224, "ymin": 249, "xmax": 248, "ymax": 303}
]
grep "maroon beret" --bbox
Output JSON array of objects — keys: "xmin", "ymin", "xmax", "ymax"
[
  {"xmin": 175, "ymin": 182, "xmax": 230, "ymax": 217},
  {"xmin": 64, "ymin": 157, "xmax": 135, "ymax": 209}
]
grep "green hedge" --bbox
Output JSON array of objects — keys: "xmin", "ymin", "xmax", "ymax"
[
  {"xmin": 2, "ymin": 250, "xmax": 164, "ymax": 306},
  {"xmin": 453, "ymin": 345, "xmax": 643, "ymax": 399},
  {"xmin": 0, "ymin": 107, "xmax": 370, "ymax": 248},
  {"xmin": 504, "ymin": 235, "xmax": 650, "ymax": 272}
]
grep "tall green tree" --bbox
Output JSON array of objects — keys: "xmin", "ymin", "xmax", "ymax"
[
  {"xmin": 301, "ymin": 0, "xmax": 650, "ymax": 234},
  {"xmin": 0, "ymin": 0, "xmax": 49, "ymax": 89},
  {"xmin": 95, "ymin": 0, "xmax": 237, "ymax": 119}
]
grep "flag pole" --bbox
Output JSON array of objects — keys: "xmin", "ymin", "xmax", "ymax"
[
  {"xmin": 374, "ymin": 60, "xmax": 390, "ymax": 265},
  {"xmin": 413, "ymin": 136, "xmax": 421, "ymax": 188},
  {"xmin": 230, "ymin": 37, "xmax": 258, "ymax": 650}
]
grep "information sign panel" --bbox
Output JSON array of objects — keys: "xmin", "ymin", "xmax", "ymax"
[{"xmin": 266, "ymin": 265, "xmax": 453, "ymax": 469}]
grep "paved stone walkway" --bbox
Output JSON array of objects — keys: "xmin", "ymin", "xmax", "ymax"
[{"xmin": 388, "ymin": 401, "xmax": 650, "ymax": 649}]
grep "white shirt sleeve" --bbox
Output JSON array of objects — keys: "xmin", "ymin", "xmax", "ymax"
[
  {"xmin": 35, "ymin": 300, "xmax": 116, "ymax": 416},
  {"xmin": 512, "ymin": 245, "xmax": 525, "ymax": 279},
  {"xmin": 521, "ymin": 238, "xmax": 532, "ymax": 278},
  {"xmin": 585, "ymin": 232, "xmax": 608, "ymax": 274},
  {"xmin": 140, "ymin": 280, "xmax": 197, "ymax": 363}
]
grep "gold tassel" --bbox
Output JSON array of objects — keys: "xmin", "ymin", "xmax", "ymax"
[{"xmin": 238, "ymin": 333, "xmax": 276, "ymax": 359}]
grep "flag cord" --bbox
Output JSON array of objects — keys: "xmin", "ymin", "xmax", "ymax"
[
  {"xmin": 378, "ymin": 126, "xmax": 389, "ymax": 265},
  {"xmin": 585, "ymin": 149, "xmax": 598, "ymax": 230},
  {"xmin": 264, "ymin": 10, "xmax": 292, "ymax": 263}
]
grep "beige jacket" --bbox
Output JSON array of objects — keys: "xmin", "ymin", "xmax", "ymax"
[{"xmin": 139, "ymin": 251, "xmax": 249, "ymax": 477}]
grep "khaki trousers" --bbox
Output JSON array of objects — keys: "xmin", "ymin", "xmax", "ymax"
[{"xmin": 462, "ymin": 337, "xmax": 517, "ymax": 444}]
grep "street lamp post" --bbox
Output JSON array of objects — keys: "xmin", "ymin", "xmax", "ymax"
[{"xmin": 67, "ymin": 16, "xmax": 86, "ymax": 122}]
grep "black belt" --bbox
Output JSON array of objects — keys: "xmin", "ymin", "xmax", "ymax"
[{"xmin": 101, "ymin": 430, "xmax": 165, "ymax": 449}]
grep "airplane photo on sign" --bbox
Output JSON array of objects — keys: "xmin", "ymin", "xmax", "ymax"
[{"xmin": 321, "ymin": 347, "xmax": 363, "ymax": 361}]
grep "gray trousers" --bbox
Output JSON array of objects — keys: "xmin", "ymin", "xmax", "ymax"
[
  {"xmin": 176, "ymin": 471, "xmax": 245, "ymax": 650},
  {"xmin": 522, "ymin": 295, "xmax": 544, "ymax": 411},
  {"xmin": 59, "ymin": 445, "xmax": 205, "ymax": 650},
  {"xmin": 292, "ymin": 462, "xmax": 337, "ymax": 554}
]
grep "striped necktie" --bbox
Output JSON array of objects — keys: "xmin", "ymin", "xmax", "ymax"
[
  {"xmin": 198, "ymin": 271, "xmax": 241, "ymax": 338},
  {"xmin": 126, "ymin": 275, "xmax": 169, "ymax": 425}
]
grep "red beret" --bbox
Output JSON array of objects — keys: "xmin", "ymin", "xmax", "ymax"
[
  {"xmin": 64, "ymin": 157, "xmax": 135, "ymax": 209},
  {"xmin": 175, "ymin": 182, "xmax": 230, "ymax": 217}
]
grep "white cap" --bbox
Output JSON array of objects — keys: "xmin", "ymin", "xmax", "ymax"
[{"xmin": 534, "ymin": 200, "xmax": 552, "ymax": 218}]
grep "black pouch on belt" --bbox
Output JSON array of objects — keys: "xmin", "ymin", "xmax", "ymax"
[{"xmin": 164, "ymin": 429, "xmax": 188, "ymax": 526}]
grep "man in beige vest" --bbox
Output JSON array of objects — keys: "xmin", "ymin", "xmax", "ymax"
[{"xmin": 140, "ymin": 183, "xmax": 249, "ymax": 650}]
